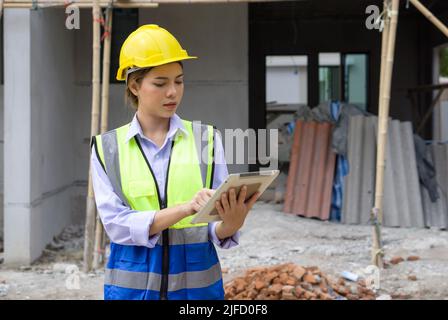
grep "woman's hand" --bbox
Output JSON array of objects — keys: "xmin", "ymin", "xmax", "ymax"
[
  {"xmin": 214, "ymin": 185, "xmax": 260, "ymax": 237},
  {"xmin": 187, "ymin": 188, "xmax": 216, "ymax": 215}
]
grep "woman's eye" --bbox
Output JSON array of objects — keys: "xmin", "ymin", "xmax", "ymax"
[{"xmin": 154, "ymin": 81, "xmax": 183, "ymax": 87}]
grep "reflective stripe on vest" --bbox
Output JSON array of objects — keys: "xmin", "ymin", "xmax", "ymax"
[{"xmin": 93, "ymin": 119, "xmax": 223, "ymax": 300}]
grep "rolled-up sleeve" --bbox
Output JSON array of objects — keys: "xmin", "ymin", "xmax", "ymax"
[
  {"xmin": 91, "ymin": 146, "xmax": 161, "ymax": 248},
  {"xmin": 208, "ymin": 130, "xmax": 240, "ymax": 249}
]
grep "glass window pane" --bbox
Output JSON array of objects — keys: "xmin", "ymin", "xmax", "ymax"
[
  {"xmin": 344, "ymin": 54, "xmax": 367, "ymax": 110},
  {"xmin": 319, "ymin": 53, "xmax": 341, "ymax": 103}
]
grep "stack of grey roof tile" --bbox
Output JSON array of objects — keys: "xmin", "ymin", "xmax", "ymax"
[
  {"xmin": 421, "ymin": 143, "xmax": 448, "ymax": 229},
  {"xmin": 342, "ymin": 115, "xmax": 425, "ymax": 228}
]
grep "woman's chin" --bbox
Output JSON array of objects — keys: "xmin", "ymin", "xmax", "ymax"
[{"xmin": 162, "ymin": 106, "xmax": 178, "ymax": 115}]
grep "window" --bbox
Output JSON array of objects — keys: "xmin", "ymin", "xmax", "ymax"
[
  {"xmin": 319, "ymin": 53, "xmax": 341, "ymax": 103},
  {"xmin": 318, "ymin": 52, "xmax": 368, "ymax": 110},
  {"xmin": 266, "ymin": 55, "xmax": 308, "ymax": 105}
]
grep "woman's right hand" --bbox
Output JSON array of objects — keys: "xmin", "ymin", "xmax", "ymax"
[{"xmin": 187, "ymin": 188, "xmax": 215, "ymax": 215}]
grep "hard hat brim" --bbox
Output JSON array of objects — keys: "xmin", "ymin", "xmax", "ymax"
[{"xmin": 116, "ymin": 56, "xmax": 198, "ymax": 81}]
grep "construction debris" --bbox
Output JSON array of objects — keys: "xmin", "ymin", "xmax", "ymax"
[
  {"xmin": 388, "ymin": 255, "xmax": 421, "ymax": 266},
  {"xmin": 408, "ymin": 275, "xmax": 418, "ymax": 281},
  {"xmin": 224, "ymin": 263, "xmax": 376, "ymax": 300},
  {"xmin": 0, "ymin": 284, "xmax": 9, "ymax": 297},
  {"xmin": 407, "ymin": 256, "xmax": 420, "ymax": 262},
  {"xmin": 340, "ymin": 270, "xmax": 359, "ymax": 282},
  {"xmin": 390, "ymin": 256, "xmax": 405, "ymax": 265}
]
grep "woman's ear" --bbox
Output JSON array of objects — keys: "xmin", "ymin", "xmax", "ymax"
[{"xmin": 128, "ymin": 78, "xmax": 139, "ymax": 97}]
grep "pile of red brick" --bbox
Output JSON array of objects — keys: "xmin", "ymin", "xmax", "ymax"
[{"xmin": 224, "ymin": 263, "xmax": 376, "ymax": 300}]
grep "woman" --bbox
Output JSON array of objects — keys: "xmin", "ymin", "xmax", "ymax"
[{"xmin": 90, "ymin": 24, "xmax": 259, "ymax": 300}]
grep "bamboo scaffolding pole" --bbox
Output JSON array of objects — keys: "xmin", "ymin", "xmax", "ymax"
[
  {"xmin": 371, "ymin": 0, "xmax": 390, "ymax": 269},
  {"xmin": 92, "ymin": 6, "xmax": 112, "ymax": 270},
  {"xmin": 3, "ymin": 2, "xmax": 158, "ymax": 8},
  {"xmin": 372, "ymin": 0, "xmax": 399, "ymax": 268},
  {"xmin": 83, "ymin": 0, "xmax": 101, "ymax": 273},
  {"xmin": 3, "ymin": 0, "xmax": 288, "ymax": 7},
  {"xmin": 409, "ymin": 0, "xmax": 448, "ymax": 38}
]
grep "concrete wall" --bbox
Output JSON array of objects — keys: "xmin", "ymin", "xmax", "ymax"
[
  {"xmin": 0, "ymin": 84, "xmax": 4, "ymax": 245},
  {"xmin": 4, "ymin": 8, "xmax": 82, "ymax": 264}
]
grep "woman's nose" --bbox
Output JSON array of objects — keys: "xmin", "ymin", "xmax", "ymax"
[{"xmin": 166, "ymin": 84, "xmax": 177, "ymax": 98}]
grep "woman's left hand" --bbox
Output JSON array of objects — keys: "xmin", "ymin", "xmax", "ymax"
[{"xmin": 214, "ymin": 185, "xmax": 260, "ymax": 234}]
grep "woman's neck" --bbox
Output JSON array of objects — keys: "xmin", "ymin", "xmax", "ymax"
[{"xmin": 136, "ymin": 110, "xmax": 170, "ymax": 141}]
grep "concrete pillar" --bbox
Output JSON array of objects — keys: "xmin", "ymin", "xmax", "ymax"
[
  {"xmin": 3, "ymin": 8, "xmax": 78, "ymax": 265},
  {"xmin": 4, "ymin": 9, "xmax": 32, "ymax": 265}
]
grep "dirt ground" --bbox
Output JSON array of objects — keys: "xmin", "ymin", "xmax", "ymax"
[{"xmin": 0, "ymin": 202, "xmax": 447, "ymax": 300}]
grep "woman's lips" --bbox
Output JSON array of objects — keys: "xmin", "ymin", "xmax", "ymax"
[{"xmin": 163, "ymin": 103, "xmax": 177, "ymax": 110}]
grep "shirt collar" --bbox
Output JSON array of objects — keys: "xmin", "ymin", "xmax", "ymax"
[{"xmin": 125, "ymin": 113, "xmax": 189, "ymax": 143}]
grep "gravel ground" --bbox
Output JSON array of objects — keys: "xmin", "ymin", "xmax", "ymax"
[{"xmin": 0, "ymin": 202, "xmax": 447, "ymax": 300}]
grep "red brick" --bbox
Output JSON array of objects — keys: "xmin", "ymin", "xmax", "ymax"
[
  {"xmin": 407, "ymin": 256, "xmax": 420, "ymax": 262},
  {"xmin": 248, "ymin": 289, "xmax": 258, "ymax": 299},
  {"xmin": 255, "ymin": 280, "xmax": 266, "ymax": 290},
  {"xmin": 303, "ymin": 272, "xmax": 318, "ymax": 284},
  {"xmin": 292, "ymin": 266, "xmax": 306, "ymax": 281},
  {"xmin": 268, "ymin": 283, "xmax": 283, "ymax": 295},
  {"xmin": 295, "ymin": 286, "xmax": 304, "ymax": 298},
  {"xmin": 279, "ymin": 272, "xmax": 289, "ymax": 284},
  {"xmin": 301, "ymin": 282, "xmax": 313, "ymax": 291},
  {"xmin": 265, "ymin": 271, "xmax": 279, "ymax": 283},
  {"xmin": 281, "ymin": 285, "xmax": 296, "ymax": 300},
  {"xmin": 357, "ymin": 279, "xmax": 366, "ymax": 287},
  {"xmin": 390, "ymin": 256, "xmax": 404, "ymax": 265},
  {"xmin": 234, "ymin": 279, "xmax": 247, "ymax": 293},
  {"xmin": 282, "ymin": 285, "xmax": 295, "ymax": 294},
  {"xmin": 282, "ymin": 291, "xmax": 296, "ymax": 300},
  {"xmin": 286, "ymin": 277, "xmax": 297, "ymax": 286},
  {"xmin": 319, "ymin": 292, "xmax": 333, "ymax": 300},
  {"xmin": 303, "ymin": 291, "xmax": 316, "ymax": 300},
  {"xmin": 334, "ymin": 285, "xmax": 348, "ymax": 296}
]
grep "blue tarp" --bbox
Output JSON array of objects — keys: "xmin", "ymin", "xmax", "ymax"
[{"xmin": 330, "ymin": 101, "xmax": 349, "ymax": 222}]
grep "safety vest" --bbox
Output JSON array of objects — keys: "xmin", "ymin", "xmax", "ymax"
[{"xmin": 91, "ymin": 119, "xmax": 224, "ymax": 300}]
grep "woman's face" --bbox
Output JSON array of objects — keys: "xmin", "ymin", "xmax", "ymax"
[{"xmin": 130, "ymin": 62, "xmax": 184, "ymax": 119}]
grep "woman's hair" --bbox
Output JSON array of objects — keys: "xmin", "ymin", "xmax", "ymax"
[{"xmin": 125, "ymin": 61, "xmax": 183, "ymax": 110}]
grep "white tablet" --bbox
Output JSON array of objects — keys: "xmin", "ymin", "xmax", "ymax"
[{"xmin": 191, "ymin": 170, "xmax": 280, "ymax": 224}]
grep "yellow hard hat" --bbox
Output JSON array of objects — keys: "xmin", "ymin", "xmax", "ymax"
[{"xmin": 116, "ymin": 24, "xmax": 197, "ymax": 81}]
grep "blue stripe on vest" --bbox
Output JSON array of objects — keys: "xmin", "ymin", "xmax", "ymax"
[
  {"xmin": 107, "ymin": 241, "xmax": 220, "ymax": 274},
  {"xmin": 104, "ymin": 279, "xmax": 224, "ymax": 300}
]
